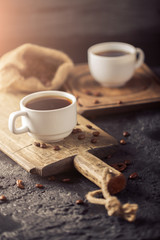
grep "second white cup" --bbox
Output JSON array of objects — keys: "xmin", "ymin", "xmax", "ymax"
[{"xmin": 88, "ymin": 42, "xmax": 145, "ymax": 87}]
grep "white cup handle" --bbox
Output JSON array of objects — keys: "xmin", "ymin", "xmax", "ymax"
[
  {"xmin": 8, "ymin": 111, "xmax": 29, "ymax": 134},
  {"xmin": 135, "ymin": 48, "xmax": 145, "ymax": 69}
]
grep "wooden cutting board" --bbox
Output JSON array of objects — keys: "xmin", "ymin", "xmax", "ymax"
[
  {"xmin": 64, "ymin": 63, "xmax": 160, "ymax": 115},
  {"xmin": 0, "ymin": 92, "xmax": 118, "ymax": 178}
]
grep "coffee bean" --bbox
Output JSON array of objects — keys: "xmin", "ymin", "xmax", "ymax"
[
  {"xmin": 120, "ymin": 139, "xmax": 126, "ymax": 145},
  {"xmin": 94, "ymin": 99, "xmax": 100, "ymax": 104},
  {"xmin": 110, "ymin": 163, "xmax": 127, "ymax": 172},
  {"xmin": 77, "ymin": 128, "xmax": 82, "ymax": 133},
  {"xmin": 16, "ymin": 184, "xmax": 24, "ymax": 191},
  {"xmin": 86, "ymin": 124, "xmax": 93, "ymax": 129},
  {"xmin": 72, "ymin": 129, "xmax": 77, "ymax": 134},
  {"xmin": 35, "ymin": 184, "xmax": 44, "ymax": 188},
  {"xmin": 78, "ymin": 134, "xmax": 85, "ymax": 140},
  {"xmin": 91, "ymin": 138, "xmax": 97, "ymax": 143},
  {"xmin": 76, "ymin": 199, "xmax": 84, "ymax": 205},
  {"xmin": 72, "ymin": 128, "xmax": 82, "ymax": 134},
  {"xmin": 78, "ymin": 102, "xmax": 83, "ymax": 107},
  {"xmin": 118, "ymin": 100, "xmax": 123, "ymax": 104},
  {"xmin": 16, "ymin": 179, "xmax": 25, "ymax": 189},
  {"xmin": 53, "ymin": 145, "xmax": 61, "ymax": 151},
  {"xmin": 111, "ymin": 163, "xmax": 121, "ymax": 171},
  {"xmin": 123, "ymin": 131, "xmax": 130, "ymax": 137},
  {"xmin": 129, "ymin": 172, "xmax": 139, "ymax": 179},
  {"xmin": 85, "ymin": 90, "xmax": 93, "ymax": 96},
  {"xmin": 40, "ymin": 143, "xmax": 48, "ymax": 148},
  {"xmin": 61, "ymin": 178, "xmax": 71, "ymax": 183},
  {"xmin": 77, "ymin": 98, "xmax": 83, "ymax": 107},
  {"xmin": 34, "ymin": 141, "xmax": 40, "ymax": 147},
  {"xmin": 93, "ymin": 131, "xmax": 100, "ymax": 137},
  {"xmin": 94, "ymin": 92, "xmax": 103, "ymax": 97},
  {"xmin": 117, "ymin": 163, "xmax": 127, "ymax": 171},
  {"xmin": 0, "ymin": 195, "xmax": 7, "ymax": 201}
]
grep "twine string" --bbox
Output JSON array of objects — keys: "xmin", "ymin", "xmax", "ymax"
[{"xmin": 86, "ymin": 168, "xmax": 138, "ymax": 222}]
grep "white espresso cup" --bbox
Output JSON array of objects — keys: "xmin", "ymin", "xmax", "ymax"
[
  {"xmin": 88, "ymin": 42, "xmax": 145, "ymax": 87},
  {"xmin": 8, "ymin": 91, "xmax": 77, "ymax": 142}
]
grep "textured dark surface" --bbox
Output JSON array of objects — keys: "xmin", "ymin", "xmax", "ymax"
[{"xmin": 0, "ymin": 106, "xmax": 160, "ymax": 240}]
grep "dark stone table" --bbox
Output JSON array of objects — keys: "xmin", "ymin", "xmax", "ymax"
[{"xmin": 0, "ymin": 104, "xmax": 160, "ymax": 240}]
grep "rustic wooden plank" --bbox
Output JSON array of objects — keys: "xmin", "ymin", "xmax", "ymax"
[
  {"xmin": 0, "ymin": 92, "xmax": 118, "ymax": 176},
  {"xmin": 74, "ymin": 151, "xmax": 126, "ymax": 194}
]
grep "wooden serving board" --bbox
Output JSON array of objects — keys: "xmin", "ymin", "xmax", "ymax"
[
  {"xmin": 64, "ymin": 63, "xmax": 160, "ymax": 115},
  {"xmin": 0, "ymin": 92, "xmax": 118, "ymax": 176}
]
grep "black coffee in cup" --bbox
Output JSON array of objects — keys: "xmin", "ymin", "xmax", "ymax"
[
  {"xmin": 95, "ymin": 50, "xmax": 130, "ymax": 57},
  {"xmin": 25, "ymin": 96, "xmax": 72, "ymax": 110}
]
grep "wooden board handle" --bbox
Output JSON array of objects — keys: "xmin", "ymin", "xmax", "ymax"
[{"xmin": 74, "ymin": 151, "xmax": 126, "ymax": 195}]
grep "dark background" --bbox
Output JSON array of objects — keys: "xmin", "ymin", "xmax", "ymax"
[{"xmin": 0, "ymin": 0, "xmax": 160, "ymax": 66}]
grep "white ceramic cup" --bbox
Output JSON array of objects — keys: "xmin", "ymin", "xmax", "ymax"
[
  {"xmin": 88, "ymin": 42, "xmax": 145, "ymax": 87},
  {"xmin": 8, "ymin": 91, "xmax": 77, "ymax": 142}
]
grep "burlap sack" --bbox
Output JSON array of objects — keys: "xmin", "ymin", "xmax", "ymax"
[{"xmin": 0, "ymin": 43, "xmax": 74, "ymax": 93}]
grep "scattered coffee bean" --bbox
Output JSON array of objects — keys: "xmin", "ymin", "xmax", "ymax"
[
  {"xmin": 111, "ymin": 163, "xmax": 127, "ymax": 172},
  {"xmin": 77, "ymin": 98, "xmax": 83, "ymax": 107},
  {"xmin": 78, "ymin": 102, "xmax": 83, "ymax": 107},
  {"xmin": 78, "ymin": 134, "xmax": 85, "ymax": 140},
  {"xmin": 35, "ymin": 184, "xmax": 44, "ymax": 188},
  {"xmin": 93, "ymin": 131, "xmax": 100, "ymax": 137},
  {"xmin": 53, "ymin": 145, "xmax": 61, "ymax": 151},
  {"xmin": 16, "ymin": 179, "xmax": 25, "ymax": 189},
  {"xmin": 40, "ymin": 143, "xmax": 48, "ymax": 148},
  {"xmin": 86, "ymin": 124, "xmax": 93, "ymax": 129},
  {"xmin": 76, "ymin": 199, "xmax": 84, "ymax": 205},
  {"xmin": 117, "ymin": 163, "xmax": 127, "ymax": 171},
  {"xmin": 94, "ymin": 99, "xmax": 100, "ymax": 104},
  {"xmin": 91, "ymin": 138, "xmax": 97, "ymax": 144},
  {"xmin": 48, "ymin": 176, "xmax": 56, "ymax": 181},
  {"xmin": 61, "ymin": 178, "xmax": 71, "ymax": 183},
  {"xmin": 129, "ymin": 172, "xmax": 139, "ymax": 179},
  {"xmin": 123, "ymin": 131, "xmax": 130, "ymax": 137},
  {"xmin": 34, "ymin": 141, "xmax": 40, "ymax": 147},
  {"xmin": 85, "ymin": 90, "xmax": 93, "ymax": 96},
  {"xmin": 124, "ymin": 159, "xmax": 131, "ymax": 165},
  {"xmin": 72, "ymin": 128, "xmax": 82, "ymax": 134},
  {"xmin": 120, "ymin": 139, "xmax": 126, "ymax": 145},
  {"xmin": 0, "ymin": 195, "xmax": 7, "ymax": 201},
  {"xmin": 94, "ymin": 92, "xmax": 103, "ymax": 97},
  {"xmin": 77, "ymin": 128, "xmax": 82, "ymax": 132}
]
